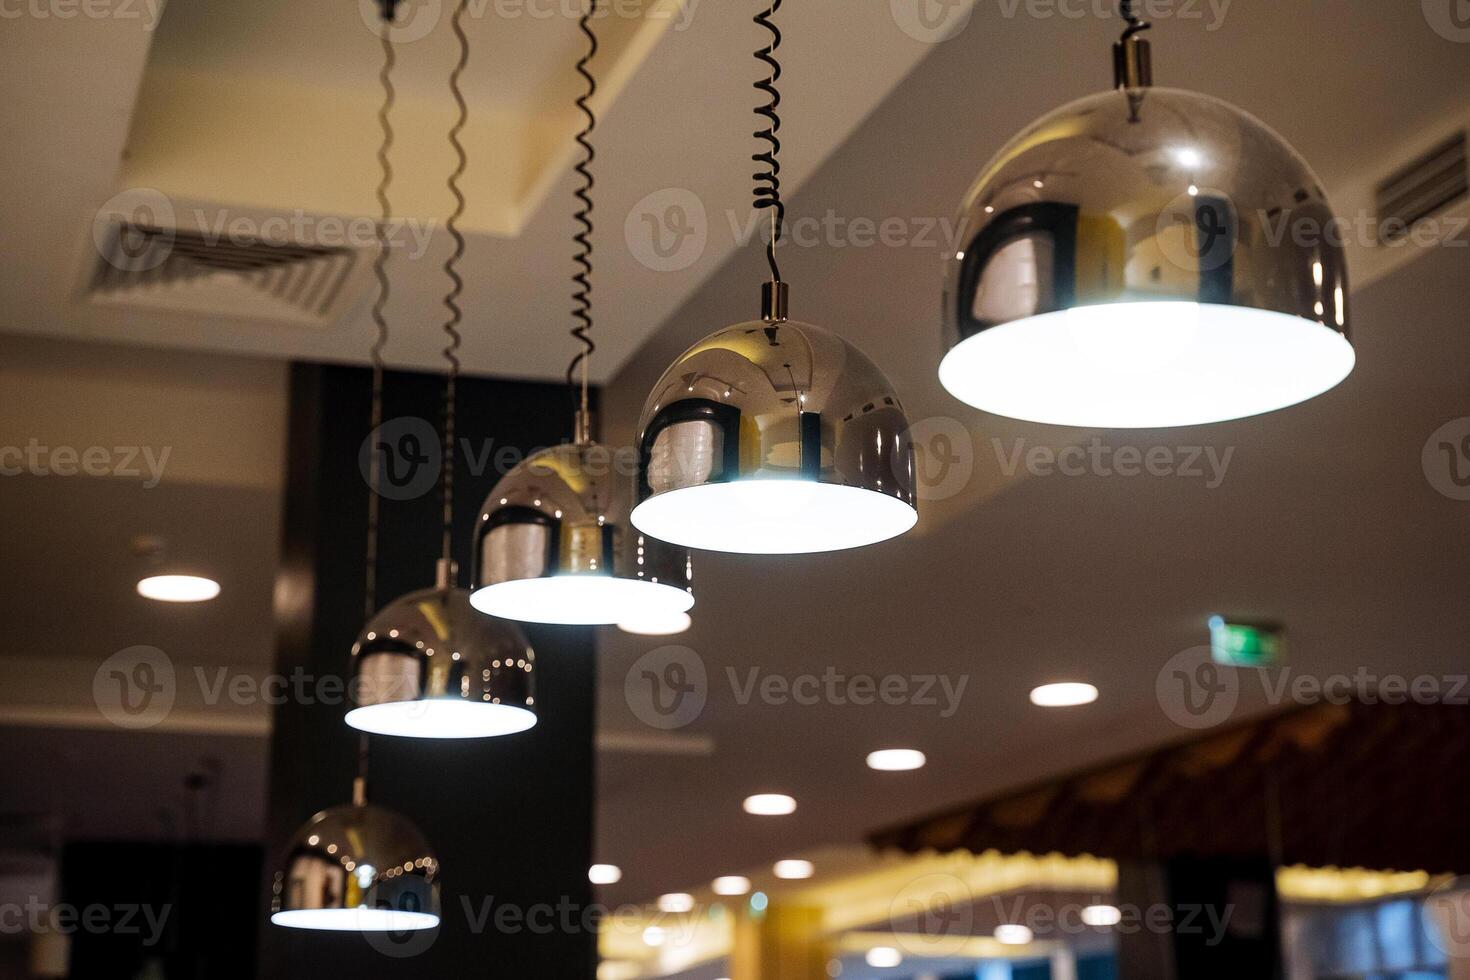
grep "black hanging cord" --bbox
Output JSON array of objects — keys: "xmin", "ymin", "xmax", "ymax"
[
  {"xmin": 366, "ymin": 20, "xmax": 396, "ymax": 622},
  {"xmin": 441, "ymin": 0, "xmax": 470, "ymax": 564},
  {"xmin": 359, "ymin": 5, "xmax": 399, "ymax": 805},
  {"xmin": 567, "ymin": 0, "xmax": 599, "ymax": 443},
  {"xmin": 1119, "ymin": 0, "xmax": 1151, "ymax": 41},
  {"xmin": 753, "ymin": 0, "xmax": 784, "ymax": 283}
]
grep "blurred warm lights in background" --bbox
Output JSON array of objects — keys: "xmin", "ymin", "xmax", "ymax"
[
  {"xmin": 773, "ymin": 860, "xmax": 814, "ymax": 880},
  {"xmin": 137, "ymin": 574, "xmax": 220, "ymax": 602},
  {"xmin": 589, "ymin": 864, "xmax": 622, "ymax": 885},
  {"xmin": 712, "ymin": 876, "xmax": 751, "ymax": 896}
]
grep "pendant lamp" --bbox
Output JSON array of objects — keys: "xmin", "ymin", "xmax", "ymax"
[
  {"xmin": 629, "ymin": 1, "xmax": 917, "ymax": 554},
  {"xmin": 938, "ymin": 2, "xmax": 1354, "ymax": 428},
  {"xmin": 347, "ymin": 561, "xmax": 538, "ymax": 738},
  {"xmin": 271, "ymin": 777, "xmax": 440, "ymax": 932},
  {"xmin": 346, "ymin": 0, "xmax": 538, "ymax": 737},
  {"xmin": 470, "ymin": 1, "xmax": 695, "ymax": 625}
]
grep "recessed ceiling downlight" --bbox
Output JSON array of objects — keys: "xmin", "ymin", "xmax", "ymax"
[
  {"xmin": 742, "ymin": 794, "xmax": 797, "ymax": 816},
  {"xmin": 137, "ymin": 575, "xmax": 220, "ymax": 603},
  {"xmin": 589, "ymin": 864, "xmax": 623, "ymax": 885},
  {"xmin": 773, "ymin": 860, "xmax": 814, "ymax": 880},
  {"xmin": 1030, "ymin": 683, "xmax": 1099, "ymax": 708},
  {"xmin": 866, "ymin": 947, "xmax": 903, "ymax": 969},
  {"xmin": 712, "ymin": 876, "xmax": 751, "ymax": 896},
  {"xmin": 866, "ymin": 749, "xmax": 927, "ymax": 772},
  {"xmin": 994, "ymin": 924, "xmax": 1035, "ymax": 946}
]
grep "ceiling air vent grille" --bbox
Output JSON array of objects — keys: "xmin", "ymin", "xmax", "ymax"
[
  {"xmin": 88, "ymin": 223, "xmax": 359, "ymax": 324},
  {"xmin": 1375, "ymin": 132, "xmax": 1468, "ymax": 245}
]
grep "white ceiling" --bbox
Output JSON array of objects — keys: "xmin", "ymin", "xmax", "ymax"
[{"xmin": 2, "ymin": 0, "xmax": 1470, "ymax": 940}]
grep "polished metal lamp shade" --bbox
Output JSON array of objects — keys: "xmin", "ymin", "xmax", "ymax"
[
  {"xmin": 271, "ymin": 801, "xmax": 440, "ymax": 932},
  {"xmin": 630, "ymin": 318, "xmax": 919, "ymax": 554},
  {"xmin": 940, "ymin": 87, "xmax": 1355, "ymax": 428},
  {"xmin": 345, "ymin": 579, "xmax": 537, "ymax": 739},
  {"xmin": 470, "ymin": 444, "xmax": 695, "ymax": 625}
]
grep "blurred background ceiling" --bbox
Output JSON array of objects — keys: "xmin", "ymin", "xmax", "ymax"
[{"xmin": 2, "ymin": 0, "xmax": 1469, "ymax": 913}]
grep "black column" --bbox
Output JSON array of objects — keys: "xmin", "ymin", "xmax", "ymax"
[
  {"xmin": 1117, "ymin": 857, "xmax": 1281, "ymax": 980},
  {"xmin": 260, "ymin": 362, "xmax": 598, "ymax": 978}
]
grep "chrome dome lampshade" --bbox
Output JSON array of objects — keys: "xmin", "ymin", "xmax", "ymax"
[
  {"xmin": 630, "ymin": 304, "xmax": 919, "ymax": 555},
  {"xmin": 470, "ymin": 443, "xmax": 695, "ymax": 625},
  {"xmin": 346, "ymin": 560, "xmax": 537, "ymax": 739},
  {"xmin": 939, "ymin": 14, "xmax": 1354, "ymax": 428},
  {"xmin": 271, "ymin": 792, "xmax": 440, "ymax": 932}
]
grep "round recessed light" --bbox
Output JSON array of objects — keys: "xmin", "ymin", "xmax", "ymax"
[
  {"xmin": 994, "ymin": 924, "xmax": 1035, "ymax": 945},
  {"xmin": 617, "ymin": 610, "xmax": 693, "ymax": 636},
  {"xmin": 866, "ymin": 749, "xmax": 926, "ymax": 772},
  {"xmin": 743, "ymin": 794, "xmax": 796, "ymax": 816},
  {"xmin": 588, "ymin": 864, "xmax": 622, "ymax": 885},
  {"xmin": 137, "ymin": 575, "xmax": 220, "ymax": 603},
  {"xmin": 1081, "ymin": 904, "xmax": 1123, "ymax": 927},
  {"xmin": 1029, "ymin": 682, "xmax": 1099, "ymax": 708},
  {"xmin": 642, "ymin": 926, "xmax": 666, "ymax": 947},
  {"xmin": 773, "ymin": 860, "xmax": 814, "ymax": 880},
  {"xmin": 657, "ymin": 893, "xmax": 695, "ymax": 914},
  {"xmin": 712, "ymin": 876, "xmax": 751, "ymax": 896},
  {"xmin": 865, "ymin": 947, "xmax": 903, "ymax": 968}
]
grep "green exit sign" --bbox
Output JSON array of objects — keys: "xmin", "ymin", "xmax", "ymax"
[{"xmin": 1209, "ymin": 617, "xmax": 1285, "ymax": 667}]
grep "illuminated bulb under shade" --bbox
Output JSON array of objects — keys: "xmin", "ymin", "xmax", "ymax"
[
  {"xmin": 994, "ymin": 924, "xmax": 1035, "ymax": 945},
  {"xmin": 743, "ymin": 794, "xmax": 797, "ymax": 816},
  {"xmin": 1030, "ymin": 682, "xmax": 1099, "ymax": 708},
  {"xmin": 270, "ymin": 909, "xmax": 439, "ymax": 932},
  {"xmin": 588, "ymin": 864, "xmax": 622, "ymax": 885},
  {"xmin": 1082, "ymin": 905, "xmax": 1123, "ymax": 927},
  {"xmin": 617, "ymin": 610, "xmax": 693, "ymax": 636},
  {"xmin": 471, "ymin": 576, "xmax": 692, "ymax": 627},
  {"xmin": 938, "ymin": 303, "xmax": 1355, "ymax": 428},
  {"xmin": 631, "ymin": 481, "xmax": 916, "ymax": 556},
  {"xmin": 345, "ymin": 701, "xmax": 536, "ymax": 739},
  {"xmin": 137, "ymin": 575, "xmax": 220, "ymax": 603},
  {"xmin": 712, "ymin": 876, "xmax": 751, "ymax": 896},
  {"xmin": 773, "ymin": 860, "xmax": 814, "ymax": 880},
  {"xmin": 866, "ymin": 947, "xmax": 903, "ymax": 968},
  {"xmin": 866, "ymin": 749, "xmax": 926, "ymax": 772},
  {"xmin": 657, "ymin": 893, "xmax": 695, "ymax": 914}
]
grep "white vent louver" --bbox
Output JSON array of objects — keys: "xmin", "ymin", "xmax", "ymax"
[
  {"xmin": 87, "ymin": 222, "xmax": 361, "ymax": 325},
  {"xmin": 1375, "ymin": 132, "xmax": 1468, "ymax": 245}
]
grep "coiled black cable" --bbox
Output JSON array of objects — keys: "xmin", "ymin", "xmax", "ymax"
[
  {"xmin": 753, "ymin": 0, "xmax": 784, "ymax": 282},
  {"xmin": 441, "ymin": 0, "xmax": 469, "ymax": 563},
  {"xmin": 366, "ymin": 22, "xmax": 395, "ymax": 620},
  {"xmin": 567, "ymin": 0, "xmax": 599, "ymax": 430}
]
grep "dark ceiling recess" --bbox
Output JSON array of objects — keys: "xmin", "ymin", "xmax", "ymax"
[{"xmin": 871, "ymin": 701, "xmax": 1470, "ymax": 874}]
